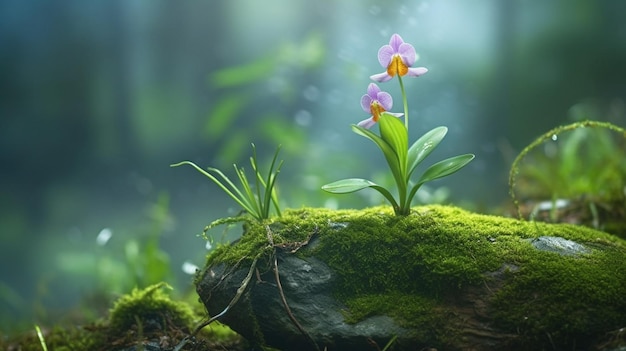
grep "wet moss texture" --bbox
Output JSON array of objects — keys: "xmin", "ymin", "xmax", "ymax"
[
  {"xmin": 2, "ymin": 283, "xmax": 242, "ymax": 351},
  {"xmin": 204, "ymin": 205, "xmax": 626, "ymax": 348}
]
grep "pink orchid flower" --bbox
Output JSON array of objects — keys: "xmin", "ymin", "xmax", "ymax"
[
  {"xmin": 357, "ymin": 83, "xmax": 403, "ymax": 129},
  {"xmin": 370, "ymin": 34, "xmax": 428, "ymax": 83}
]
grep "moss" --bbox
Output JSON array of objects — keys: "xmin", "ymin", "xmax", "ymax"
[
  {"xmin": 0, "ymin": 325, "xmax": 102, "ymax": 351},
  {"xmin": 203, "ymin": 204, "xmax": 626, "ymax": 347},
  {"xmin": 491, "ymin": 246, "xmax": 626, "ymax": 344},
  {"xmin": 108, "ymin": 282, "xmax": 195, "ymax": 335},
  {"xmin": 343, "ymin": 293, "xmax": 443, "ymax": 340},
  {"xmin": 2, "ymin": 282, "xmax": 248, "ymax": 351}
]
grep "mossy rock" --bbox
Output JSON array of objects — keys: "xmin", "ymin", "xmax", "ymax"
[
  {"xmin": 106, "ymin": 282, "xmax": 199, "ymax": 350},
  {"xmin": 196, "ymin": 205, "xmax": 626, "ymax": 351},
  {"xmin": 2, "ymin": 283, "xmax": 233, "ymax": 351}
]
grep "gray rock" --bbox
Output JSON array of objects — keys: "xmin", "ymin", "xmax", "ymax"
[
  {"xmin": 529, "ymin": 236, "xmax": 591, "ymax": 256},
  {"xmin": 195, "ymin": 206, "xmax": 626, "ymax": 350},
  {"xmin": 196, "ymin": 237, "xmax": 410, "ymax": 351}
]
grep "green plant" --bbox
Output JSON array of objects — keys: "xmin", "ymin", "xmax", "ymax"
[
  {"xmin": 508, "ymin": 119, "xmax": 626, "ymax": 236},
  {"xmin": 509, "ymin": 120, "xmax": 626, "ymax": 219},
  {"xmin": 34, "ymin": 325, "xmax": 48, "ymax": 351},
  {"xmin": 171, "ymin": 144, "xmax": 283, "ymax": 221},
  {"xmin": 53, "ymin": 193, "xmax": 175, "ymax": 300},
  {"xmin": 205, "ymin": 32, "xmax": 323, "ymax": 165},
  {"xmin": 322, "ymin": 34, "xmax": 474, "ymax": 215}
]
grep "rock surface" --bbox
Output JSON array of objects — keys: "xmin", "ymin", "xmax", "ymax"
[
  {"xmin": 196, "ymin": 206, "xmax": 626, "ymax": 350},
  {"xmin": 198, "ymin": 242, "xmax": 411, "ymax": 351}
]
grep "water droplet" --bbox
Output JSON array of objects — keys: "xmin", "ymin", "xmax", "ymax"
[
  {"xmin": 182, "ymin": 261, "xmax": 199, "ymax": 275},
  {"xmin": 302, "ymin": 85, "xmax": 320, "ymax": 101},
  {"xmin": 205, "ymin": 241, "xmax": 213, "ymax": 250},
  {"xmin": 96, "ymin": 228, "xmax": 112, "ymax": 246},
  {"xmin": 551, "ymin": 134, "xmax": 558, "ymax": 141},
  {"xmin": 267, "ymin": 77, "xmax": 287, "ymax": 94},
  {"xmin": 379, "ymin": 27, "xmax": 391, "ymax": 38},
  {"xmin": 326, "ymin": 89, "xmax": 343, "ymax": 106},
  {"xmin": 294, "ymin": 110, "xmax": 312, "ymax": 127}
]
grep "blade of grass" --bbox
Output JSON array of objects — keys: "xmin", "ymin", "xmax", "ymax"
[
  {"xmin": 35, "ymin": 325, "xmax": 48, "ymax": 351},
  {"xmin": 234, "ymin": 165, "xmax": 261, "ymax": 220},
  {"xmin": 171, "ymin": 161, "xmax": 252, "ymax": 213}
]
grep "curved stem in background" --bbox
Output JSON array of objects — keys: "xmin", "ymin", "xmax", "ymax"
[{"xmin": 508, "ymin": 120, "xmax": 626, "ymax": 220}]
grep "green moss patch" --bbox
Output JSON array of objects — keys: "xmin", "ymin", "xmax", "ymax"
[
  {"xmin": 108, "ymin": 282, "xmax": 195, "ymax": 335},
  {"xmin": 343, "ymin": 292, "xmax": 442, "ymax": 340},
  {"xmin": 1, "ymin": 282, "xmax": 248, "ymax": 351},
  {"xmin": 203, "ymin": 205, "xmax": 626, "ymax": 347}
]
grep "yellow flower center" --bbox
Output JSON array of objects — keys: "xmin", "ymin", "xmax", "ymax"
[
  {"xmin": 387, "ymin": 54, "xmax": 409, "ymax": 77},
  {"xmin": 370, "ymin": 101, "xmax": 386, "ymax": 122}
]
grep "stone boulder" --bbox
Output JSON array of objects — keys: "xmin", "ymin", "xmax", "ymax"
[{"xmin": 196, "ymin": 205, "xmax": 626, "ymax": 350}]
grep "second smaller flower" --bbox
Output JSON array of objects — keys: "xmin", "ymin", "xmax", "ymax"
[{"xmin": 357, "ymin": 83, "xmax": 403, "ymax": 129}]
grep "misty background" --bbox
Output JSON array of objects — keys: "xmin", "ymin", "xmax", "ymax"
[{"xmin": 1, "ymin": 0, "xmax": 625, "ymax": 330}]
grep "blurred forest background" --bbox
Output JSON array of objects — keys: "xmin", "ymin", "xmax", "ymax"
[{"xmin": 1, "ymin": 0, "xmax": 625, "ymax": 332}]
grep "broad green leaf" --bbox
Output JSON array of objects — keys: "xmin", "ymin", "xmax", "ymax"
[
  {"xmin": 322, "ymin": 178, "xmax": 399, "ymax": 209},
  {"xmin": 416, "ymin": 154, "xmax": 475, "ymax": 185},
  {"xmin": 407, "ymin": 126, "xmax": 447, "ymax": 178},
  {"xmin": 351, "ymin": 125, "xmax": 405, "ymax": 188},
  {"xmin": 321, "ymin": 178, "xmax": 378, "ymax": 193},
  {"xmin": 379, "ymin": 113, "xmax": 409, "ymax": 175}
]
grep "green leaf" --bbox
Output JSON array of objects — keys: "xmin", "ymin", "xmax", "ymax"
[
  {"xmin": 379, "ymin": 113, "xmax": 409, "ymax": 175},
  {"xmin": 416, "ymin": 154, "xmax": 475, "ymax": 185},
  {"xmin": 322, "ymin": 178, "xmax": 399, "ymax": 209},
  {"xmin": 351, "ymin": 124, "xmax": 404, "ymax": 189},
  {"xmin": 407, "ymin": 126, "xmax": 447, "ymax": 178},
  {"xmin": 205, "ymin": 96, "xmax": 247, "ymax": 139},
  {"xmin": 321, "ymin": 178, "xmax": 378, "ymax": 193},
  {"xmin": 210, "ymin": 56, "xmax": 276, "ymax": 88}
]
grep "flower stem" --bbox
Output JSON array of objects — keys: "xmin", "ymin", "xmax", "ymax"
[{"xmin": 398, "ymin": 75, "xmax": 409, "ymax": 132}]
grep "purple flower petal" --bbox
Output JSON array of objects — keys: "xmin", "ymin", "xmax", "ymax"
[
  {"xmin": 357, "ymin": 117, "xmax": 376, "ymax": 129},
  {"xmin": 407, "ymin": 67, "xmax": 428, "ymax": 77},
  {"xmin": 370, "ymin": 72, "xmax": 393, "ymax": 82},
  {"xmin": 360, "ymin": 94, "xmax": 373, "ymax": 113},
  {"xmin": 389, "ymin": 34, "xmax": 404, "ymax": 52},
  {"xmin": 366, "ymin": 83, "xmax": 381, "ymax": 98},
  {"xmin": 377, "ymin": 45, "xmax": 395, "ymax": 68},
  {"xmin": 376, "ymin": 91, "xmax": 393, "ymax": 111},
  {"xmin": 398, "ymin": 43, "xmax": 416, "ymax": 66}
]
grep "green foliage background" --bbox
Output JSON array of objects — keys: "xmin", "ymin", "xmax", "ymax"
[{"xmin": 1, "ymin": 0, "xmax": 625, "ymax": 332}]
